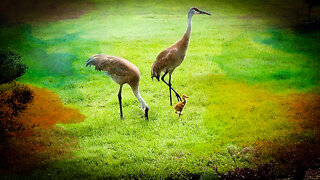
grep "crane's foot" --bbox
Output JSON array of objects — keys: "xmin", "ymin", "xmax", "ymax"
[
  {"xmin": 121, "ymin": 116, "xmax": 125, "ymax": 120},
  {"xmin": 175, "ymin": 93, "xmax": 182, "ymax": 102}
]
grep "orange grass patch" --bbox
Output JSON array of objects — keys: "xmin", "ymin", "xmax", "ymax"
[
  {"xmin": 19, "ymin": 85, "xmax": 86, "ymax": 129},
  {"xmin": 0, "ymin": 85, "xmax": 85, "ymax": 174},
  {"xmin": 283, "ymin": 93, "xmax": 320, "ymax": 138},
  {"xmin": 253, "ymin": 93, "xmax": 320, "ymax": 178}
]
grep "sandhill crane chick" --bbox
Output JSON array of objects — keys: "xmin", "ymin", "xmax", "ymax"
[
  {"xmin": 174, "ymin": 94, "xmax": 189, "ymax": 118},
  {"xmin": 86, "ymin": 54, "xmax": 149, "ymax": 120},
  {"xmin": 151, "ymin": 7, "xmax": 211, "ymax": 106}
]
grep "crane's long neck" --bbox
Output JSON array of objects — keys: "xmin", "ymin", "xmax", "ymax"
[
  {"xmin": 179, "ymin": 12, "xmax": 193, "ymax": 49},
  {"xmin": 132, "ymin": 85, "xmax": 148, "ymax": 110},
  {"xmin": 186, "ymin": 12, "xmax": 193, "ymax": 38}
]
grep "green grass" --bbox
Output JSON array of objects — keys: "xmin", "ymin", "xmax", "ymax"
[{"xmin": 1, "ymin": 0, "xmax": 320, "ymax": 178}]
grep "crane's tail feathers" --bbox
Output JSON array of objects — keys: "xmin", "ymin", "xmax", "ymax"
[{"xmin": 86, "ymin": 58, "xmax": 95, "ymax": 67}]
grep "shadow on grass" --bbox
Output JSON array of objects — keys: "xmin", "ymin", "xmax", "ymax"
[
  {"xmin": 255, "ymin": 27, "xmax": 320, "ymax": 90},
  {"xmin": 0, "ymin": 24, "xmax": 88, "ymax": 90},
  {"xmin": 292, "ymin": 21, "xmax": 320, "ymax": 33},
  {"xmin": 212, "ymin": 27, "xmax": 320, "ymax": 91},
  {"xmin": 256, "ymin": 28, "xmax": 320, "ymax": 59}
]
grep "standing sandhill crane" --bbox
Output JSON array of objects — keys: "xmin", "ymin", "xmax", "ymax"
[
  {"xmin": 86, "ymin": 54, "xmax": 149, "ymax": 120},
  {"xmin": 151, "ymin": 7, "xmax": 210, "ymax": 106}
]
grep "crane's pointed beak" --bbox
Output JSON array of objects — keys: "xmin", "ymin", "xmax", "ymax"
[
  {"xmin": 199, "ymin": 10, "xmax": 211, "ymax": 15},
  {"xmin": 145, "ymin": 107, "xmax": 149, "ymax": 121}
]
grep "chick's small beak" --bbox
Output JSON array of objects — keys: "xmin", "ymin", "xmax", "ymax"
[{"xmin": 186, "ymin": 96, "xmax": 189, "ymax": 98}]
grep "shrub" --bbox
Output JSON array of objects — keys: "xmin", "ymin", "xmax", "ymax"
[
  {"xmin": 0, "ymin": 82, "xmax": 34, "ymax": 137},
  {"xmin": 0, "ymin": 48, "xmax": 27, "ymax": 84}
]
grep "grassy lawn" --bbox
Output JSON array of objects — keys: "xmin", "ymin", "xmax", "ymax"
[{"xmin": 1, "ymin": 0, "xmax": 320, "ymax": 179}]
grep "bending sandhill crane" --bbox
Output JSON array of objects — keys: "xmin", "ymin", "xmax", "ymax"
[
  {"xmin": 151, "ymin": 7, "xmax": 210, "ymax": 106},
  {"xmin": 174, "ymin": 94, "xmax": 189, "ymax": 118},
  {"xmin": 86, "ymin": 54, "xmax": 149, "ymax": 120}
]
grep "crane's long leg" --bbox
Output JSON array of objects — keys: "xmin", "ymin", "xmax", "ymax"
[
  {"xmin": 118, "ymin": 85, "xmax": 124, "ymax": 119},
  {"xmin": 161, "ymin": 72, "xmax": 182, "ymax": 106},
  {"xmin": 169, "ymin": 74, "xmax": 172, "ymax": 105},
  {"xmin": 169, "ymin": 74, "xmax": 182, "ymax": 102}
]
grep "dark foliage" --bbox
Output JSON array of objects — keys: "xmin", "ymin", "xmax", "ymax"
[
  {"xmin": 305, "ymin": 0, "xmax": 320, "ymax": 8},
  {"xmin": 274, "ymin": 143, "xmax": 320, "ymax": 179},
  {"xmin": 213, "ymin": 163, "xmax": 275, "ymax": 180},
  {"xmin": 0, "ymin": 82, "xmax": 34, "ymax": 137},
  {"xmin": 7, "ymin": 83, "xmax": 33, "ymax": 115},
  {"xmin": 0, "ymin": 49, "xmax": 27, "ymax": 84},
  {"xmin": 254, "ymin": 140, "xmax": 320, "ymax": 179},
  {"xmin": 304, "ymin": 0, "xmax": 320, "ymax": 22}
]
